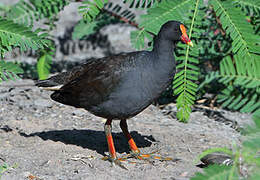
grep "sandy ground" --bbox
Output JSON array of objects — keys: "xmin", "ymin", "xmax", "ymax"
[{"xmin": 0, "ymin": 79, "xmax": 252, "ymax": 180}]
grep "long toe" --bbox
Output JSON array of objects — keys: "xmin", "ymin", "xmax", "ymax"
[
  {"xmin": 128, "ymin": 150, "xmax": 173, "ymax": 162},
  {"xmin": 102, "ymin": 156, "xmax": 128, "ymax": 170}
]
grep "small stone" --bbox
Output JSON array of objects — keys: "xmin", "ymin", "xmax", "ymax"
[
  {"xmin": 34, "ymin": 99, "xmax": 53, "ymax": 108},
  {"xmin": 72, "ymin": 109, "xmax": 85, "ymax": 116},
  {"xmin": 0, "ymin": 93, "xmax": 9, "ymax": 100},
  {"xmin": 18, "ymin": 101, "xmax": 32, "ymax": 108}
]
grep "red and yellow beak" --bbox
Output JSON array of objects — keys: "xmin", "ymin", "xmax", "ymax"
[{"xmin": 180, "ymin": 24, "xmax": 193, "ymax": 47}]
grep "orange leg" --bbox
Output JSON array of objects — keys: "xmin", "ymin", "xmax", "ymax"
[
  {"xmin": 120, "ymin": 119, "xmax": 140, "ymax": 154},
  {"xmin": 104, "ymin": 119, "xmax": 127, "ymax": 169},
  {"xmin": 104, "ymin": 119, "xmax": 117, "ymax": 159}
]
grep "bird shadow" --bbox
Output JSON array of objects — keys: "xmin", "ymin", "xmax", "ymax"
[{"xmin": 19, "ymin": 129, "xmax": 156, "ymax": 156}]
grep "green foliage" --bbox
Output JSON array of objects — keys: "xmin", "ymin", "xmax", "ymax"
[
  {"xmin": 192, "ymin": 114, "xmax": 260, "ymax": 180},
  {"xmin": 0, "ymin": 164, "xmax": 9, "ymax": 178},
  {"xmin": 197, "ymin": 0, "xmax": 260, "ymax": 117},
  {"xmin": 0, "ymin": 18, "xmax": 50, "ymax": 57},
  {"xmin": 0, "ymin": 61, "xmax": 24, "ymax": 82},
  {"xmin": 234, "ymin": 0, "xmax": 260, "ymax": 16},
  {"xmin": 0, "ymin": 163, "xmax": 17, "ymax": 178},
  {"xmin": 0, "ymin": 0, "xmax": 68, "ymax": 81},
  {"xmin": 123, "ymin": 0, "xmax": 157, "ymax": 8},
  {"xmin": 31, "ymin": 0, "xmax": 68, "ymax": 20},
  {"xmin": 217, "ymin": 55, "xmax": 260, "ymax": 113},
  {"xmin": 72, "ymin": 5, "xmax": 123, "ymax": 40},
  {"xmin": 3, "ymin": 0, "xmax": 68, "ymax": 27},
  {"xmin": 37, "ymin": 50, "xmax": 54, "ymax": 80},
  {"xmin": 79, "ymin": 0, "xmax": 108, "ymax": 22},
  {"xmin": 5, "ymin": 0, "xmax": 35, "ymax": 26},
  {"xmin": 72, "ymin": 20, "xmax": 97, "ymax": 40},
  {"xmin": 210, "ymin": 0, "xmax": 260, "ymax": 56},
  {"xmin": 130, "ymin": 29, "xmax": 152, "ymax": 50},
  {"xmin": 138, "ymin": 0, "xmax": 193, "ymax": 34},
  {"xmin": 173, "ymin": 0, "xmax": 202, "ymax": 122}
]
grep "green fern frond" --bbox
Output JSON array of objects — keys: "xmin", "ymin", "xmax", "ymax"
[
  {"xmin": 72, "ymin": 20, "xmax": 97, "ymax": 40},
  {"xmin": 105, "ymin": 2, "xmax": 136, "ymax": 22},
  {"xmin": 30, "ymin": 0, "xmax": 68, "ymax": 19},
  {"xmin": 37, "ymin": 50, "xmax": 54, "ymax": 80},
  {"xmin": 234, "ymin": 0, "xmax": 260, "ymax": 16},
  {"xmin": 139, "ymin": 0, "xmax": 193, "ymax": 34},
  {"xmin": 253, "ymin": 109, "xmax": 260, "ymax": 126},
  {"xmin": 210, "ymin": 0, "xmax": 260, "ymax": 59},
  {"xmin": 79, "ymin": 0, "xmax": 108, "ymax": 22},
  {"xmin": 130, "ymin": 29, "xmax": 152, "ymax": 50},
  {"xmin": 123, "ymin": 0, "xmax": 157, "ymax": 8},
  {"xmin": 73, "ymin": 1, "xmax": 137, "ymax": 40},
  {"xmin": 5, "ymin": 0, "xmax": 68, "ymax": 27},
  {"xmin": 6, "ymin": 0, "xmax": 35, "ymax": 26},
  {"xmin": 219, "ymin": 55, "xmax": 260, "ymax": 89},
  {"xmin": 198, "ymin": 71, "xmax": 220, "ymax": 90},
  {"xmin": 172, "ymin": 0, "xmax": 203, "ymax": 122},
  {"xmin": 217, "ymin": 85, "xmax": 259, "ymax": 113},
  {"xmin": 216, "ymin": 54, "xmax": 260, "ymax": 113},
  {"xmin": 0, "ymin": 61, "xmax": 23, "ymax": 82},
  {"xmin": 0, "ymin": 19, "xmax": 50, "ymax": 57}
]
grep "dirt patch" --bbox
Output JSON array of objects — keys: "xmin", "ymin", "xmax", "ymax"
[{"xmin": 0, "ymin": 79, "xmax": 252, "ymax": 180}]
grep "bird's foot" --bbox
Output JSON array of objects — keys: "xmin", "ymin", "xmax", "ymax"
[
  {"xmin": 122, "ymin": 150, "xmax": 173, "ymax": 163},
  {"xmin": 102, "ymin": 156, "xmax": 128, "ymax": 170}
]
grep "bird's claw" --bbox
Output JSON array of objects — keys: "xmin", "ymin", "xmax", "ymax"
[
  {"xmin": 123, "ymin": 150, "xmax": 173, "ymax": 162},
  {"xmin": 102, "ymin": 156, "xmax": 128, "ymax": 170}
]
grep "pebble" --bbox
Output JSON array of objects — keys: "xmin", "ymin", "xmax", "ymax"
[
  {"xmin": 72, "ymin": 109, "xmax": 85, "ymax": 116},
  {"xmin": 34, "ymin": 99, "xmax": 53, "ymax": 108},
  {"xmin": 18, "ymin": 101, "xmax": 32, "ymax": 108},
  {"xmin": 0, "ymin": 93, "xmax": 9, "ymax": 100}
]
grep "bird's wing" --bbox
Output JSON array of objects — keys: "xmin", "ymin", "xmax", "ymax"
[{"xmin": 50, "ymin": 52, "xmax": 140, "ymax": 107}]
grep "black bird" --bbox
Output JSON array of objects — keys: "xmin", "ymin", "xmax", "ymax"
[{"xmin": 36, "ymin": 20, "xmax": 193, "ymax": 168}]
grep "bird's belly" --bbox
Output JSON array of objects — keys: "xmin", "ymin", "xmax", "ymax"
[
  {"xmin": 89, "ymin": 89, "xmax": 154, "ymax": 119},
  {"xmin": 89, "ymin": 74, "xmax": 172, "ymax": 119}
]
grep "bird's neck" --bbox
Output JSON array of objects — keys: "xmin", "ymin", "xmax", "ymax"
[{"xmin": 152, "ymin": 35, "xmax": 175, "ymax": 60}]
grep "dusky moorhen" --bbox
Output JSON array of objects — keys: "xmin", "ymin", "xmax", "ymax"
[{"xmin": 36, "ymin": 20, "xmax": 193, "ymax": 168}]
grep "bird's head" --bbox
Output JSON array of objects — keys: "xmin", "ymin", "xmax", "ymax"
[{"xmin": 159, "ymin": 21, "xmax": 193, "ymax": 47}]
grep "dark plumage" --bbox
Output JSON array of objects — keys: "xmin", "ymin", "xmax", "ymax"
[{"xmin": 36, "ymin": 20, "xmax": 193, "ymax": 168}]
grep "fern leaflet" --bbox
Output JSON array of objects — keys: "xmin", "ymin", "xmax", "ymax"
[
  {"xmin": 234, "ymin": 0, "xmax": 260, "ymax": 16},
  {"xmin": 0, "ymin": 61, "xmax": 24, "ymax": 82},
  {"xmin": 123, "ymin": 0, "xmax": 157, "ymax": 8},
  {"xmin": 79, "ymin": 0, "xmax": 108, "ymax": 22},
  {"xmin": 0, "ymin": 18, "xmax": 50, "ymax": 57},
  {"xmin": 72, "ymin": 20, "xmax": 97, "ymax": 40},
  {"xmin": 210, "ymin": 0, "xmax": 260, "ymax": 59},
  {"xmin": 37, "ymin": 50, "xmax": 54, "ymax": 80},
  {"xmin": 173, "ymin": 0, "xmax": 202, "ymax": 122}
]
